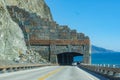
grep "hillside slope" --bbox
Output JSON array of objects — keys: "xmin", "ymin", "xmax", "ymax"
[
  {"xmin": 5, "ymin": 0, "xmax": 53, "ymax": 21},
  {"xmin": 0, "ymin": 0, "xmax": 27, "ymax": 60},
  {"xmin": 92, "ymin": 45, "xmax": 116, "ymax": 53}
]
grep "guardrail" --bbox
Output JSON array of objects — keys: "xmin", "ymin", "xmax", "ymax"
[
  {"xmin": 79, "ymin": 64, "xmax": 120, "ymax": 80},
  {"xmin": 0, "ymin": 64, "xmax": 51, "ymax": 73}
]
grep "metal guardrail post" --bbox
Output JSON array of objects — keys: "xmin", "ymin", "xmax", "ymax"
[
  {"xmin": 103, "ymin": 70, "xmax": 107, "ymax": 74},
  {"xmin": 108, "ymin": 71, "xmax": 114, "ymax": 76},
  {"xmin": 114, "ymin": 72, "xmax": 120, "ymax": 78}
]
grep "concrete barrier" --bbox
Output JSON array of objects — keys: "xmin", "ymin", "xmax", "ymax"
[{"xmin": 79, "ymin": 64, "xmax": 120, "ymax": 80}]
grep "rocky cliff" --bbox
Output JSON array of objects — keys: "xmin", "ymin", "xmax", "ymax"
[
  {"xmin": 4, "ymin": 0, "xmax": 53, "ymax": 21},
  {"xmin": 0, "ymin": 0, "xmax": 89, "ymax": 64},
  {"xmin": 0, "ymin": 0, "xmax": 27, "ymax": 61},
  {"xmin": 0, "ymin": 0, "xmax": 50, "ymax": 64}
]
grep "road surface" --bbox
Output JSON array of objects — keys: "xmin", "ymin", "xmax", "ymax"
[{"xmin": 0, "ymin": 66, "xmax": 108, "ymax": 80}]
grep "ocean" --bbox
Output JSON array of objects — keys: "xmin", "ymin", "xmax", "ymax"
[
  {"xmin": 74, "ymin": 52, "xmax": 120, "ymax": 65},
  {"xmin": 92, "ymin": 52, "xmax": 120, "ymax": 65}
]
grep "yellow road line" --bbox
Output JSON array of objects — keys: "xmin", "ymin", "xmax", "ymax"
[{"xmin": 38, "ymin": 67, "xmax": 64, "ymax": 80}]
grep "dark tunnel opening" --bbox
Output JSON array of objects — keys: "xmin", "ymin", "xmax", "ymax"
[{"xmin": 57, "ymin": 52, "xmax": 83, "ymax": 65}]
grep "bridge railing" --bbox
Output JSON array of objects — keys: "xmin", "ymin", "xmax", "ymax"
[
  {"xmin": 79, "ymin": 64, "xmax": 120, "ymax": 80},
  {"xmin": 0, "ymin": 63, "xmax": 52, "ymax": 73}
]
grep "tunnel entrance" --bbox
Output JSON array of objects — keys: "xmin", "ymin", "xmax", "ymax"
[{"xmin": 57, "ymin": 52, "xmax": 83, "ymax": 65}]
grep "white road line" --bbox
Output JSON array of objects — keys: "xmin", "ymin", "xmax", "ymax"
[{"xmin": 76, "ymin": 67, "xmax": 100, "ymax": 80}]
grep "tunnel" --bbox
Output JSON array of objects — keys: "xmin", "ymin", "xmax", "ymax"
[{"xmin": 57, "ymin": 52, "xmax": 83, "ymax": 65}]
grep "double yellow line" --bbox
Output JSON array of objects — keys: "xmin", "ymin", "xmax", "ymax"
[{"xmin": 38, "ymin": 67, "xmax": 64, "ymax": 80}]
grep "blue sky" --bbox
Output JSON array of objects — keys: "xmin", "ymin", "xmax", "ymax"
[{"xmin": 45, "ymin": 0, "xmax": 120, "ymax": 51}]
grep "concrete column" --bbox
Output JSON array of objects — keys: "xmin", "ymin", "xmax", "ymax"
[
  {"xmin": 100, "ymin": 69, "xmax": 103, "ymax": 73},
  {"xmin": 9, "ymin": 67, "xmax": 13, "ymax": 72},
  {"xmin": 48, "ymin": 45, "xmax": 51, "ymax": 62},
  {"xmin": 49, "ymin": 44, "xmax": 56, "ymax": 62},
  {"xmin": 67, "ymin": 45, "xmax": 71, "ymax": 52},
  {"xmin": 83, "ymin": 44, "xmax": 91, "ymax": 64},
  {"xmin": 55, "ymin": 55, "xmax": 58, "ymax": 64},
  {"xmin": 108, "ymin": 71, "xmax": 114, "ymax": 76},
  {"xmin": 103, "ymin": 70, "xmax": 108, "ymax": 74},
  {"xmin": 89, "ymin": 43, "xmax": 91, "ymax": 64},
  {"xmin": 97, "ymin": 69, "xmax": 100, "ymax": 72},
  {"xmin": 14, "ymin": 67, "xmax": 18, "ymax": 71}
]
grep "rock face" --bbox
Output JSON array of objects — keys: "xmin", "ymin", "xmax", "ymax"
[
  {"xmin": 0, "ymin": 0, "xmax": 90, "ymax": 64},
  {"xmin": 6, "ymin": 5, "xmax": 89, "ymax": 62},
  {"xmin": 0, "ymin": 0, "xmax": 27, "ymax": 61},
  {"xmin": 4, "ymin": 0, "xmax": 90, "ymax": 63},
  {"xmin": 4, "ymin": 0, "xmax": 53, "ymax": 21}
]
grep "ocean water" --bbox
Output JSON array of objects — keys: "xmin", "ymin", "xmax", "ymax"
[
  {"xmin": 74, "ymin": 52, "xmax": 120, "ymax": 65},
  {"xmin": 92, "ymin": 52, "xmax": 120, "ymax": 65}
]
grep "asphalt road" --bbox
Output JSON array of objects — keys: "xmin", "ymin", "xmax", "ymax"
[{"xmin": 0, "ymin": 66, "xmax": 108, "ymax": 80}]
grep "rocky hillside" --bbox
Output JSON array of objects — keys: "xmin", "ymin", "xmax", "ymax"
[
  {"xmin": 0, "ymin": 0, "xmax": 27, "ymax": 61},
  {"xmin": 0, "ymin": 0, "xmax": 48, "ymax": 65},
  {"xmin": 92, "ymin": 45, "xmax": 116, "ymax": 53},
  {"xmin": 0, "ymin": 0, "xmax": 89, "ymax": 64},
  {"xmin": 5, "ymin": 0, "xmax": 53, "ymax": 21}
]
